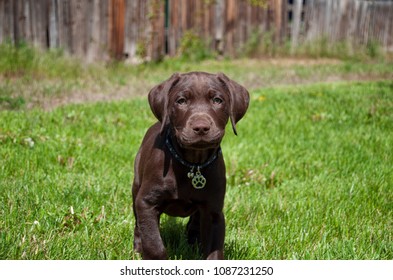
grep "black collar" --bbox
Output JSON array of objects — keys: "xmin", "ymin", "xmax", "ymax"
[{"xmin": 165, "ymin": 130, "xmax": 222, "ymax": 170}]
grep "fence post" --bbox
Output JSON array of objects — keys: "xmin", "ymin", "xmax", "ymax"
[
  {"xmin": 86, "ymin": 0, "xmax": 101, "ymax": 62},
  {"xmin": 109, "ymin": 0, "xmax": 125, "ymax": 60},
  {"xmin": 124, "ymin": 0, "xmax": 138, "ymax": 62},
  {"xmin": 291, "ymin": 0, "xmax": 303, "ymax": 53},
  {"xmin": 215, "ymin": 0, "xmax": 225, "ymax": 55},
  {"xmin": 48, "ymin": 0, "xmax": 58, "ymax": 49},
  {"xmin": 274, "ymin": 0, "xmax": 282, "ymax": 44}
]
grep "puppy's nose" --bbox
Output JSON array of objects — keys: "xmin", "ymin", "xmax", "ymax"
[{"xmin": 192, "ymin": 120, "xmax": 211, "ymax": 135}]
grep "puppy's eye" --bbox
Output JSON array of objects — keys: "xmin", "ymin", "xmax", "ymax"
[
  {"xmin": 212, "ymin": 97, "xmax": 223, "ymax": 105},
  {"xmin": 176, "ymin": 97, "xmax": 187, "ymax": 105}
]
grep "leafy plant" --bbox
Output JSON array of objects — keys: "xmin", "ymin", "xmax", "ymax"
[
  {"xmin": 0, "ymin": 40, "xmax": 36, "ymax": 76},
  {"xmin": 366, "ymin": 39, "xmax": 382, "ymax": 59},
  {"xmin": 239, "ymin": 28, "xmax": 262, "ymax": 57},
  {"xmin": 178, "ymin": 30, "xmax": 214, "ymax": 62}
]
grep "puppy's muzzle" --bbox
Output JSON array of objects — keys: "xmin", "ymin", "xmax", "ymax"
[{"xmin": 189, "ymin": 113, "xmax": 214, "ymax": 136}]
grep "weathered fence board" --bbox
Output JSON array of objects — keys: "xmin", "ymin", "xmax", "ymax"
[
  {"xmin": 0, "ymin": 0, "xmax": 392, "ymax": 61},
  {"xmin": 304, "ymin": 0, "xmax": 393, "ymax": 51}
]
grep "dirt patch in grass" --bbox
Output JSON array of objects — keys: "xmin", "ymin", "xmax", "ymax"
[
  {"xmin": 229, "ymin": 57, "xmax": 343, "ymax": 66},
  {"xmin": 41, "ymin": 76, "xmax": 390, "ymax": 112},
  {"xmin": 30, "ymin": 84, "xmax": 150, "ymax": 111}
]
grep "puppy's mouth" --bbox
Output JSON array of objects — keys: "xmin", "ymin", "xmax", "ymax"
[{"xmin": 175, "ymin": 131, "xmax": 223, "ymax": 150}]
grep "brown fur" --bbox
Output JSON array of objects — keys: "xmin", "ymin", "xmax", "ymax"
[{"xmin": 132, "ymin": 72, "xmax": 249, "ymax": 259}]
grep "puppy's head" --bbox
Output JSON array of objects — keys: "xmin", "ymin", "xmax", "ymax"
[{"xmin": 148, "ymin": 72, "xmax": 249, "ymax": 150}]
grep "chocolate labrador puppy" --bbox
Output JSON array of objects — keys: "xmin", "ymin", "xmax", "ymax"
[{"xmin": 132, "ymin": 72, "xmax": 249, "ymax": 259}]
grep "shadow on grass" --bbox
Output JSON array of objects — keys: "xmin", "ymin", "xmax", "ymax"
[
  {"xmin": 160, "ymin": 217, "xmax": 203, "ymax": 260},
  {"xmin": 224, "ymin": 240, "xmax": 256, "ymax": 260},
  {"xmin": 161, "ymin": 216, "xmax": 252, "ymax": 260}
]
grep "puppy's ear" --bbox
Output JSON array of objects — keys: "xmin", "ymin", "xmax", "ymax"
[
  {"xmin": 148, "ymin": 73, "xmax": 181, "ymax": 135},
  {"xmin": 217, "ymin": 73, "xmax": 250, "ymax": 135}
]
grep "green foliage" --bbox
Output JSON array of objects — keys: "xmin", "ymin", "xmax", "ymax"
[
  {"xmin": 366, "ymin": 39, "xmax": 382, "ymax": 59},
  {"xmin": 240, "ymin": 29, "xmax": 262, "ymax": 57},
  {"xmin": 247, "ymin": 0, "xmax": 268, "ymax": 8},
  {"xmin": 290, "ymin": 37, "xmax": 351, "ymax": 60},
  {"xmin": 0, "ymin": 40, "xmax": 83, "ymax": 79},
  {"xmin": 0, "ymin": 83, "xmax": 25, "ymax": 110},
  {"xmin": 136, "ymin": 40, "xmax": 148, "ymax": 59},
  {"xmin": 0, "ymin": 95, "xmax": 25, "ymax": 110},
  {"xmin": 258, "ymin": 36, "xmax": 388, "ymax": 61},
  {"xmin": 1, "ymin": 80, "xmax": 392, "ymax": 259},
  {"xmin": 0, "ymin": 41, "xmax": 36, "ymax": 76},
  {"xmin": 0, "ymin": 40, "xmax": 392, "ymax": 112},
  {"xmin": 233, "ymin": 30, "xmax": 388, "ymax": 61},
  {"xmin": 178, "ymin": 30, "xmax": 214, "ymax": 62}
]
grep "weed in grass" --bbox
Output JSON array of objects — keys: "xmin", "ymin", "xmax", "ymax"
[{"xmin": 0, "ymin": 92, "xmax": 26, "ymax": 110}]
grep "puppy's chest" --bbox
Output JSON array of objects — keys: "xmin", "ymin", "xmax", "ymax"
[
  {"xmin": 161, "ymin": 199, "xmax": 198, "ymax": 217},
  {"xmin": 160, "ymin": 181, "xmax": 211, "ymax": 217},
  {"xmin": 158, "ymin": 163, "xmax": 224, "ymax": 216}
]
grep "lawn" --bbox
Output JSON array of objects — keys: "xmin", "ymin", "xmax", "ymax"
[{"xmin": 0, "ymin": 47, "xmax": 392, "ymax": 259}]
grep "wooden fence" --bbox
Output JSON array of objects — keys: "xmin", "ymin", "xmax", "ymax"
[
  {"xmin": 303, "ymin": 0, "xmax": 393, "ymax": 50},
  {"xmin": 0, "ymin": 0, "xmax": 392, "ymax": 62}
]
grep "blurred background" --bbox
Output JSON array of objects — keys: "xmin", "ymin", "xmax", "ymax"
[
  {"xmin": 1, "ymin": 0, "xmax": 392, "ymax": 62},
  {"xmin": 1, "ymin": 0, "xmax": 392, "ymax": 110}
]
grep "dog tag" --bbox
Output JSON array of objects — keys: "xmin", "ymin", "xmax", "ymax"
[{"xmin": 191, "ymin": 169, "xmax": 206, "ymax": 189}]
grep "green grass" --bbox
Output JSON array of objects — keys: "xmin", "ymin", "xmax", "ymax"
[
  {"xmin": 1, "ymin": 41, "xmax": 393, "ymax": 111},
  {"xmin": 1, "ymin": 80, "xmax": 392, "ymax": 260}
]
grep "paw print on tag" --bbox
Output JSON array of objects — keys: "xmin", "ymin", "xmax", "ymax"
[{"xmin": 192, "ymin": 172, "xmax": 206, "ymax": 189}]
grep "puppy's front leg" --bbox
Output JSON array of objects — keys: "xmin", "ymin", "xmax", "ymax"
[
  {"xmin": 135, "ymin": 198, "xmax": 166, "ymax": 259},
  {"xmin": 200, "ymin": 210, "xmax": 225, "ymax": 260}
]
